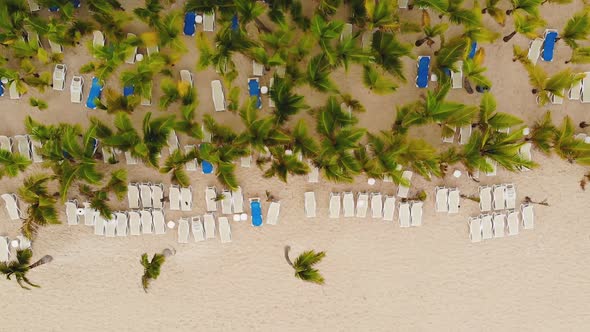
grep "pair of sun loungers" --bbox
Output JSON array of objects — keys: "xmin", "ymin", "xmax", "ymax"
[
  {"xmin": 0, "ymin": 235, "xmax": 31, "ymax": 262},
  {"xmin": 127, "ymin": 183, "xmax": 165, "ymax": 210},
  {"xmin": 479, "ymin": 184, "xmax": 516, "ymax": 213},
  {"xmin": 528, "ymin": 29, "xmax": 558, "ymax": 65},
  {"xmin": 469, "ymin": 204, "xmax": 534, "ymax": 242},
  {"xmin": 169, "ymin": 185, "xmax": 193, "ymax": 211},
  {"xmin": 177, "ymin": 213, "xmax": 230, "ymax": 244},
  {"xmin": 435, "ymin": 187, "xmax": 460, "ymax": 213},
  {"xmin": 0, "ymin": 135, "xmax": 42, "ymax": 163}
]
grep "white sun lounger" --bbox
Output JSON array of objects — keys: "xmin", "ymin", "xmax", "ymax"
[
  {"xmin": 469, "ymin": 217, "xmax": 482, "ymax": 243},
  {"xmin": 191, "ymin": 216, "xmax": 205, "ymax": 242},
  {"xmin": 204, "ymin": 214, "xmax": 215, "ymax": 239},
  {"xmin": 341, "ymin": 23, "xmax": 353, "ymax": 41},
  {"xmin": 504, "ymin": 184, "xmax": 516, "ymax": 209},
  {"xmin": 410, "ymin": 201, "xmax": 423, "ymax": 226},
  {"xmin": 435, "ymin": 187, "xmax": 449, "ymax": 212},
  {"xmin": 382, "ymin": 195, "xmax": 396, "ymax": 221},
  {"xmin": 220, "ymin": 189, "xmax": 232, "ymax": 215},
  {"xmin": 397, "ymin": 171, "xmax": 412, "ymax": 198},
  {"xmin": 0, "ymin": 136, "xmax": 11, "ymax": 152},
  {"xmin": 267, "ymin": 201, "xmax": 280, "ymax": 225},
  {"xmin": 184, "ymin": 145, "xmax": 198, "ymax": 171},
  {"xmin": 127, "ymin": 183, "xmax": 140, "ymax": 209},
  {"xmin": 83, "ymin": 202, "xmax": 97, "ymax": 226},
  {"xmin": 582, "ymin": 72, "xmax": 590, "ymax": 103},
  {"xmin": 115, "ymin": 212, "xmax": 128, "ymax": 236},
  {"xmin": 2, "ymin": 193, "xmax": 21, "ymax": 220},
  {"xmin": 29, "ymin": 137, "xmax": 42, "ymax": 163},
  {"xmin": 329, "ymin": 192, "xmax": 341, "ymax": 219},
  {"xmin": 252, "ymin": 61, "xmax": 264, "ymax": 76},
  {"xmin": 205, "ymin": 186, "xmax": 217, "ymax": 212},
  {"xmin": 146, "ymin": 44, "xmax": 159, "ymax": 57},
  {"xmin": 240, "ymin": 155, "xmax": 252, "ymax": 168},
  {"xmin": 14, "ymin": 135, "xmax": 31, "ymax": 160},
  {"xmin": 139, "ymin": 183, "xmax": 152, "ymax": 208},
  {"xmin": 356, "ymin": 192, "xmax": 368, "ymax": 218},
  {"xmin": 519, "ymin": 142, "xmax": 532, "ymax": 171},
  {"xmin": 94, "ymin": 214, "xmax": 106, "ymax": 236},
  {"xmin": 481, "ymin": 214, "xmax": 493, "ymax": 239},
  {"xmin": 492, "ymin": 213, "xmax": 505, "ymax": 238},
  {"xmin": 180, "ymin": 186, "xmax": 193, "ymax": 212},
  {"xmin": 152, "ymin": 209, "xmax": 166, "ymax": 235},
  {"xmin": 304, "ymin": 191, "xmax": 316, "ymax": 218},
  {"xmin": 16, "ymin": 235, "xmax": 31, "ymax": 250},
  {"xmin": 48, "ymin": 39, "xmax": 63, "ymax": 54},
  {"xmin": 177, "ymin": 218, "xmax": 190, "ymax": 244},
  {"xmin": 459, "ymin": 125, "xmax": 472, "ymax": 145},
  {"xmin": 70, "ymin": 76, "xmax": 83, "ymax": 103},
  {"xmin": 343, "ymin": 192, "xmax": 354, "ymax": 217},
  {"xmin": 451, "ymin": 61, "xmax": 463, "ymax": 89},
  {"xmin": 0, "ymin": 237, "xmax": 9, "ymax": 262},
  {"xmin": 151, "ymin": 183, "xmax": 164, "ymax": 209},
  {"xmin": 167, "ymin": 132, "xmax": 179, "ymax": 155},
  {"xmin": 8, "ymin": 81, "xmax": 20, "ymax": 100},
  {"xmin": 527, "ymin": 38, "xmax": 543, "ymax": 65},
  {"xmin": 128, "ymin": 211, "xmax": 141, "ymax": 235},
  {"xmin": 53, "ymin": 64, "xmax": 67, "ymax": 91},
  {"xmin": 65, "ymin": 200, "xmax": 79, "ymax": 225},
  {"xmin": 92, "ymin": 31, "xmax": 105, "ymax": 54},
  {"xmin": 211, "ymin": 80, "xmax": 226, "ymax": 112},
  {"xmin": 232, "ymin": 186, "xmax": 244, "ymax": 214},
  {"xmin": 492, "ymin": 184, "xmax": 506, "ymax": 210},
  {"xmin": 448, "ymin": 188, "xmax": 460, "ymax": 214},
  {"xmin": 521, "ymin": 204, "xmax": 534, "ymax": 229},
  {"xmin": 308, "ymin": 161, "xmax": 319, "ymax": 183},
  {"xmin": 507, "ymin": 211, "xmax": 520, "ymax": 235},
  {"xmin": 105, "ymin": 216, "xmax": 117, "ymax": 237},
  {"xmin": 218, "ymin": 217, "xmax": 231, "ymax": 243},
  {"xmin": 370, "ymin": 192, "xmax": 383, "ymax": 219},
  {"xmin": 569, "ymin": 79, "xmax": 582, "ymax": 100},
  {"xmin": 442, "ymin": 127, "xmax": 456, "ymax": 143},
  {"xmin": 27, "ymin": 0, "xmax": 40, "ymax": 12},
  {"xmin": 268, "ymin": 78, "xmax": 275, "ymax": 108},
  {"xmin": 399, "ymin": 202, "xmax": 411, "ymax": 228},
  {"xmin": 125, "ymin": 33, "xmax": 138, "ymax": 64},
  {"xmin": 169, "ymin": 185, "xmax": 181, "ymax": 211},
  {"xmin": 398, "ymin": 0, "xmax": 409, "ymax": 8},
  {"xmin": 550, "ymin": 90, "xmax": 564, "ymax": 104},
  {"xmin": 124, "ymin": 151, "xmax": 139, "ymax": 165},
  {"xmin": 479, "ymin": 186, "xmax": 492, "ymax": 212},
  {"xmin": 203, "ymin": 11, "xmax": 215, "ymax": 32},
  {"xmin": 140, "ymin": 210, "xmax": 153, "ymax": 234}
]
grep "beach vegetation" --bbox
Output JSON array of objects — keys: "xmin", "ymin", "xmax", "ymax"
[
  {"xmin": 140, "ymin": 248, "xmax": 175, "ymax": 293},
  {"xmin": 284, "ymin": 246, "xmax": 326, "ymax": 285},
  {"xmin": 0, "ymin": 249, "xmax": 52, "ymax": 290}
]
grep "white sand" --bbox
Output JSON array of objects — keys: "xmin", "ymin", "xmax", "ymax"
[{"xmin": 1, "ymin": 1, "xmax": 590, "ymax": 331}]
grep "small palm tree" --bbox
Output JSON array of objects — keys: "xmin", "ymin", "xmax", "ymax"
[
  {"xmin": 96, "ymin": 89, "xmax": 140, "ymax": 114},
  {"xmin": 506, "ymin": 0, "xmax": 542, "ymax": 16},
  {"xmin": 371, "ymin": 30, "xmax": 412, "ymax": 81},
  {"xmin": 160, "ymin": 149, "xmax": 193, "ymax": 187},
  {"xmin": 415, "ymin": 10, "xmax": 448, "ymax": 47},
  {"xmin": 482, "ymin": 0, "xmax": 507, "ymax": 26},
  {"xmin": 553, "ymin": 116, "xmax": 590, "ymax": 165},
  {"xmin": 18, "ymin": 174, "xmax": 60, "ymax": 239},
  {"xmin": 0, "ymin": 149, "xmax": 31, "ymax": 179},
  {"xmin": 565, "ymin": 47, "xmax": 590, "ymax": 64},
  {"xmin": 0, "ymin": 249, "xmax": 53, "ymax": 290},
  {"xmin": 362, "ymin": 65, "xmax": 397, "ymax": 94},
  {"xmin": 525, "ymin": 66, "xmax": 584, "ymax": 106},
  {"xmin": 527, "ymin": 111, "xmax": 555, "ymax": 153},
  {"xmin": 262, "ymin": 146, "xmax": 310, "ymax": 182},
  {"xmin": 29, "ymin": 98, "xmax": 48, "ymax": 111},
  {"xmin": 284, "ymin": 246, "xmax": 326, "ymax": 285},
  {"xmin": 269, "ymin": 76, "xmax": 308, "ymax": 125},
  {"xmin": 503, "ymin": 13, "xmax": 545, "ymax": 42},
  {"xmin": 561, "ymin": 10, "xmax": 590, "ymax": 50},
  {"xmin": 306, "ymin": 54, "xmax": 337, "ymax": 93},
  {"xmin": 463, "ymin": 49, "xmax": 492, "ymax": 93},
  {"xmin": 140, "ymin": 248, "xmax": 175, "ymax": 293}
]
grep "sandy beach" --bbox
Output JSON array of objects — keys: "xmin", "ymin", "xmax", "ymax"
[{"xmin": 1, "ymin": 1, "xmax": 590, "ymax": 331}]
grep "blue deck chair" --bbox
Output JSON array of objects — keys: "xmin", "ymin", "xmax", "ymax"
[
  {"xmin": 248, "ymin": 78, "xmax": 262, "ymax": 109},
  {"xmin": 85, "ymin": 77, "xmax": 103, "ymax": 109},
  {"xmin": 468, "ymin": 42, "xmax": 477, "ymax": 59},
  {"xmin": 184, "ymin": 12, "xmax": 196, "ymax": 36},
  {"xmin": 123, "ymin": 86, "xmax": 134, "ymax": 97},
  {"xmin": 0, "ymin": 82, "xmax": 4, "ymax": 97},
  {"xmin": 542, "ymin": 30, "xmax": 558, "ymax": 62},
  {"xmin": 250, "ymin": 198, "xmax": 263, "ymax": 227},
  {"xmin": 72, "ymin": 0, "xmax": 80, "ymax": 8},
  {"xmin": 202, "ymin": 160, "xmax": 213, "ymax": 174},
  {"xmin": 416, "ymin": 56, "xmax": 430, "ymax": 89},
  {"xmin": 231, "ymin": 14, "xmax": 239, "ymax": 31}
]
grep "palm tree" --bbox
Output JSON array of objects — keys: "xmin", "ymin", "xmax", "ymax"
[
  {"xmin": 333, "ymin": 33, "xmax": 373, "ymax": 71},
  {"xmin": 0, "ymin": 249, "xmax": 53, "ymax": 290},
  {"xmin": 561, "ymin": 10, "xmax": 590, "ymax": 49},
  {"xmin": 463, "ymin": 49, "xmax": 492, "ymax": 94},
  {"xmin": 174, "ymin": 105, "xmax": 203, "ymax": 140},
  {"xmin": 434, "ymin": 37, "xmax": 468, "ymax": 74},
  {"xmin": 482, "ymin": 0, "xmax": 507, "ymax": 26},
  {"xmin": 79, "ymin": 169, "xmax": 128, "ymax": 219},
  {"xmin": 160, "ymin": 149, "xmax": 193, "ymax": 187},
  {"xmin": 269, "ymin": 76, "xmax": 308, "ymax": 125},
  {"xmin": 415, "ymin": 10, "xmax": 448, "ymax": 47},
  {"xmin": 262, "ymin": 146, "xmax": 310, "ymax": 182},
  {"xmin": 503, "ymin": 13, "xmax": 545, "ymax": 42},
  {"xmin": 475, "ymin": 93, "xmax": 523, "ymax": 132},
  {"xmin": 133, "ymin": 0, "xmax": 163, "ymax": 28},
  {"xmin": 155, "ymin": 12, "xmax": 187, "ymax": 53},
  {"xmin": 29, "ymin": 98, "xmax": 48, "ymax": 111},
  {"xmin": 565, "ymin": 47, "xmax": 590, "ymax": 64},
  {"xmin": 306, "ymin": 54, "xmax": 337, "ymax": 93},
  {"xmin": 140, "ymin": 248, "xmax": 175, "ymax": 293},
  {"xmin": 284, "ymin": 246, "xmax": 326, "ymax": 285},
  {"xmin": 362, "ymin": 65, "xmax": 397, "ymax": 94},
  {"xmin": 121, "ymin": 53, "xmax": 168, "ymax": 104},
  {"xmin": 371, "ymin": 31, "xmax": 412, "ymax": 81},
  {"xmin": 288, "ymin": 119, "xmax": 320, "ymax": 159},
  {"xmin": 527, "ymin": 111, "xmax": 555, "ymax": 153},
  {"xmin": 18, "ymin": 174, "xmax": 60, "ymax": 239},
  {"xmin": 525, "ymin": 66, "xmax": 584, "ymax": 106},
  {"xmin": 96, "ymin": 89, "xmax": 140, "ymax": 114},
  {"xmin": 0, "ymin": 150, "xmax": 31, "ymax": 179},
  {"xmin": 310, "ymin": 14, "xmax": 344, "ymax": 64},
  {"xmin": 553, "ymin": 116, "xmax": 590, "ymax": 164},
  {"xmin": 316, "ymin": 0, "xmax": 341, "ymax": 17},
  {"xmin": 506, "ymin": 0, "xmax": 542, "ymax": 16}
]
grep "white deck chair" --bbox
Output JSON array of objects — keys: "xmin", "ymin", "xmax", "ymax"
[
  {"xmin": 582, "ymin": 72, "xmax": 590, "ymax": 103},
  {"xmin": 550, "ymin": 90, "xmax": 564, "ymax": 104},
  {"xmin": 140, "ymin": 210, "xmax": 153, "ymax": 234},
  {"xmin": 341, "ymin": 23, "xmax": 353, "ymax": 41},
  {"xmin": 52, "ymin": 64, "xmax": 66, "ymax": 91},
  {"xmin": 48, "ymin": 39, "xmax": 63, "ymax": 53},
  {"xmin": 205, "ymin": 186, "xmax": 217, "ymax": 212},
  {"xmin": 308, "ymin": 161, "xmax": 319, "ymax": 183},
  {"xmin": 65, "ymin": 200, "xmax": 79, "ymax": 225},
  {"xmin": 14, "ymin": 135, "xmax": 31, "ymax": 160},
  {"xmin": 125, "ymin": 33, "xmax": 138, "ymax": 64},
  {"xmin": 507, "ymin": 211, "xmax": 519, "ymax": 235},
  {"xmin": 128, "ymin": 211, "xmax": 141, "ymax": 235},
  {"xmin": 435, "ymin": 187, "xmax": 449, "ymax": 212},
  {"xmin": 211, "ymin": 80, "xmax": 226, "ymax": 111},
  {"xmin": 27, "ymin": 0, "xmax": 41, "ymax": 12},
  {"xmin": 94, "ymin": 214, "xmax": 106, "ymax": 236},
  {"xmin": 105, "ymin": 216, "xmax": 117, "ymax": 237},
  {"xmin": 329, "ymin": 192, "xmax": 341, "ymax": 219},
  {"xmin": 232, "ymin": 186, "xmax": 244, "ymax": 214},
  {"xmin": 493, "ymin": 213, "xmax": 506, "ymax": 238},
  {"xmin": 180, "ymin": 186, "xmax": 193, "ymax": 212},
  {"xmin": 92, "ymin": 31, "xmax": 105, "ymax": 53},
  {"xmin": 240, "ymin": 155, "xmax": 252, "ymax": 168},
  {"xmin": 29, "ymin": 137, "xmax": 42, "ymax": 163},
  {"xmin": 521, "ymin": 204, "xmax": 534, "ymax": 229},
  {"xmin": 252, "ymin": 61, "xmax": 264, "ymax": 76},
  {"xmin": 9, "ymin": 81, "xmax": 20, "ymax": 100},
  {"xmin": 151, "ymin": 183, "xmax": 164, "ymax": 209},
  {"xmin": 481, "ymin": 214, "xmax": 493, "ymax": 240},
  {"xmin": 16, "ymin": 235, "xmax": 31, "ymax": 250},
  {"xmin": 485, "ymin": 158, "xmax": 497, "ymax": 176},
  {"xmin": 442, "ymin": 127, "xmax": 456, "ymax": 143},
  {"xmin": 397, "ymin": 171, "xmax": 412, "ymax": 198},
  {"xmin": 370, "ymin": 192, "xmax": 383, "ymax": 219},
  {"xmin": 356, "ymin": 192, "xmax": 368, "ymax": 218},
  {"xmin": 569, "ymin": 79, "xmax": 582, "ymax": 100},
  {"xmin": 70, "ymin": 76, "xmax": 83, "ymax": 103},
  {"xmin": 152, "ymin": 209, "xmax": 166, "ymax": 235},
  {"xmin": 527, "ymin": 38, "xmax": 543, "ymax": 65},
  {"xmin": 451, "ymin": 61, "xmax": 463, "ymax": 89},
  {"xmin": 0, "ymin": 237, "xmax": 9, "ymax": 262},
  {"xmin": 177, "ymin": 218, "xmax": 190, "ymax": 244},
  {"xmin": 268, "ymin": 78, "xmax": 275, "ymax": 108},
  {"xmin": 383, "ymin": 195, "xmax": 396, "ymax": 222},
  {"xmin": 492, "ymin": 184, "xmax": 506, "ymax": 210},
  {"xmin": 115, "ymin": 212, "xmax": 128, "ymax": 237},
  {"xmin": 399, "ymin": 202, "xmax": 411, "ymax": 228},
  {"xmin": 1, "ymin": 193, "xmax": 21, "ymax": 220},
  {"xmin": 448, "ymin": 188, "xmax": 460, "ymax": 214},
  {"xmin": 410, "ymin": 201, "xmax": 423, "ymax": 226},
  {"xmin": 266, "ymin": 201, "xmax": 280, "ymax": 225},
  {"xmin": 139, "ymin": 183, "xmax": 152, "ymax": 208},
  {"xmin": 221, "ymin": 189, "xmax": 232, "ymax": 215},
  {"xmin": 191, "ymin": 216, "xmax": 205, "ymax": 242},
  {"xmin": 83, "ymin": 202, "xmax": 97, "ymax": 226},
  {"xmin": 479, "ymin": 186, "xmax": 492, "ymax": 212},
  {"xmin": 398, "ymin": 0, "xmax": 409, "ymax": 8},
  {"xmin": 304, "ymin": 191, "xmax": 316, "ymax": 218},
  {"xmin": 184, "ymin": 145, "xmax": 198, "ymax": 171},
  {"xmin": 169, "ymin": 185, "xmax": 181, "ymax": 211},
  {"xmin": 167, "ymin": 130, "xmax": 179, "ymax": 154},
  {"xmin": 505, "ymin": 184, "xmax": 516, "ymax": 209},
  {"xmin": 459, "ymin": 125, "xmax": 472, "ymax": 145},
  {"xmin": 0, "ymin": 136, "xmax": 11, "ymax": 152},
  {"xmin": 204, "ymin": 214, "xmax": 216, "ymax": 239},
  {"xmin": 519, "ymin": 142, "xmax": 532, "ymax": 171},
  {"xmin": 202, "ymin": 124, "xmax": 212, "ymax": 143},
  {"xmin": 218, "ymin": 217, "xmax": 231, "ymax": 243},
  {"xmin": 203, "ymin": 11, "xmax": 215, "ymax": 32},
  {"xmin": 125, "ymin": 151, "xmax": 139, "ymax": 165},
  {"xmin": 469, "ymin": 217, "xmax": 482, "ymax": 243},
  {"xmin": 343, "ymin": 192, "xmax": 354, "ymax": 217},
  {"xmin": 146, "ymin": 44, "xmax": 159, "ymax": 57},
  {"xmin": 127, "ymin": 183, "xmax": 140, "ymax": 209}
]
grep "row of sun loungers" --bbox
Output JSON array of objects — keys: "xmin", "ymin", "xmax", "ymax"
[
  {"xmin": 479, "ymin": 184, "xmax": 516, "ymax": 212},
  {"xmin": 0, "ymin": 235, "xmax": 31, "ymax": 262},
  {"xmin": 0, "ymin": 134, "xmax": 42, "ymax": 163},
  {"xmin": 177, "ymin": 213, "xmax": 230, "ymax": 244},
  {"xmin": 469, "ymin": 204, "xmax": 534, "ymax": 242},
  {"xmin": 435, "ymin": 187, "xmax": 460, "ymax": 213}
]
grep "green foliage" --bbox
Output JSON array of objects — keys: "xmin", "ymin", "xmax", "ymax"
[
  {"xmin": 29, "ymin": 98, "xmax": 48, "ymax": 110},
  {"xmin": 18, "ymin": 174, "xmax": 60, "ymax": 239},
  {"xmin": 290, "ymin": 249, "xmax": 326, "ymax": 285},
  {"xmin": 562, "ymin": 10, "xmax": 590, "ymax": 49},
  {"xmin": 140, "ymin": 252, "xmax": 165, "ymax": 292},
  {"xmin": 362, "ymin": 65, "xmax": 397, "ymax": 94},
  {"xmin": 0, "ymin": 249, "xmax": 50, "ymax": 290}
]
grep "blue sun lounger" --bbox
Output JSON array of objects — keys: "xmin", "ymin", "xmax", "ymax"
[
  {"xmin": 202, "ymin": 160, "xmax": 213, "ymax": 174},
  {"xmin": 85, "ymin": 77, "xmax": 103, "ymax": 109},
  {"xmin": 541, "ymin": 30, "xmax": 558, "ymax": 62},
  {"xmin": 250, "ymin": 198, "xmax": 263, "ymax": 227},
  {"xmin": 416, "ymin": 56, "xmax": 430, "ymax": 88},
  {"xmin": 248, "ymin": 78, "xmax": 262, "ymax": 109},
  {"xmin": 468, "ymin": 42, "xmax": 477, "ymax": 59},
  {"xmin": 184, "ymin": 12, "xmax": 196, "ymax": 36},
  {"xmin": 123, "ymin": 86, "xmax": 134, "ymax": 97},
  {"xmin": 231, "ymin": 14, "xmax": 239, "ymax": 31},
  {"xmin": 0, "ymin": 82, "xmax": 4, "ymax": 97},
  {"xmin": 72, "ymin": 0, "xmax": 80, "ymax": 8}
]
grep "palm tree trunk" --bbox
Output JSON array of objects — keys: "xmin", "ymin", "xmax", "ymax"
[
  {"xmin": 503, "ymin": 31, "xmax": 517, "ymax": 42},
  {"xmin": 28, "ymin": 255, "xmax": 53, "ymax": 269},
  {"xmin": 284, "ymin": 246, "xmax": 294, "ymax": 267},
  {"xmin": 580, "ymin": 121, "xmax": 589, "ymax": 128},
  {"xmin": 415, "ymin": 37, "xmax": 428, "ymax": 47},
  {"xmin": 464, "ymin": 78, "xmax": 474, "ymax": 94}
]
